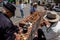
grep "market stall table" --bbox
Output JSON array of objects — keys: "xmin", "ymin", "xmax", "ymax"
[{"xmin": 16, "ymin": 12, "xmax": 45, "ymax": 40}]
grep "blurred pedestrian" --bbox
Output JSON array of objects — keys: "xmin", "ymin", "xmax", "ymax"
[
  {"xmin": 19, "ymin": 1, "xmax": 25, "ymax": 18},
  {"xmin": 30, "ymin": 2, "xmax": 38, "ymax": 14},
  {"xmin": 0, "ymin": 2, "xmax": 20, "ymax": 40}
]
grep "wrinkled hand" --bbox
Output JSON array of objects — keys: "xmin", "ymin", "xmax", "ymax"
[
  {"xmin": 44, "ymin": 20, "xmax": 51, "ymax": 28},
  {"xmin": 40, "ymin": 18, "xmax": 51, "ymax": 28}
]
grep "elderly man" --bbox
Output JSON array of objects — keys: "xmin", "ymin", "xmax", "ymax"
[
  {"xmin": 0, "ymin": 2, "xmax": 20, "ymax": 40},
  {"xmin": 41, "ymin": 11, "xmax": 60, "ymax": 40}
]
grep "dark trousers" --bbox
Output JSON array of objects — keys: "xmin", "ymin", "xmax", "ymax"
[
  {"xmin": 33, "ymin": 29, "xmax": 46, "ymax": 40},
  {"xmin": 20, "ymin": 9, "xmax": 24, "ymax": 18}
]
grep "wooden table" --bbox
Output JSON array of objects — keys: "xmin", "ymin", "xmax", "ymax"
[{"xmin": 17, "ymin": 12, "xmax": 45, "ymax": 40}]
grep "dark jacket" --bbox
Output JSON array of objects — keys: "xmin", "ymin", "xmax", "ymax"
[
  {"xmin": 0, "ymin": 12, "xmax": 19, "ymax": 40},
  {"xmin": 38, "ymin": 29, "xmax": 46, "ymax": 40},
  {"xmin": 33, "ymin": 29, "xmax": 46, "ymax": 40}
]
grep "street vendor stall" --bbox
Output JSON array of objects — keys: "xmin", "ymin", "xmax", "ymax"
[{"xmin": 16, "ymin": 11, "xmax": 45, "ymax": 40}]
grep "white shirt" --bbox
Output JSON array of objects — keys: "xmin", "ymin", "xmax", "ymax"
[
  {"xmin": 19, "ymin": 3, "xmax": 24, "ymax": 10},
  {"xmin": 42, "ymin": 21, "xmax": 60, "ymax": 40}
]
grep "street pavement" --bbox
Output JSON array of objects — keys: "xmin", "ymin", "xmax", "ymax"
[
  {"xmin": 11, "ymin": 4, "xmax": 30, "ymax": 24},
  {"xmin": 11, "ymin": 4, "xmax": 30, "ymax": 25}
]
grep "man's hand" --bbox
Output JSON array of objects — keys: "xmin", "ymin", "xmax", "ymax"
[
  {"xmin": 44, "ymin": 20, "xmax": 51, "ymax": 28},
  {"xmin": 40, "ymin": 19, "xmax": 51, "ymax": 28},
  {"xmin": 14, "ymin": 33, "xmax": 20, "ymax": 40}
]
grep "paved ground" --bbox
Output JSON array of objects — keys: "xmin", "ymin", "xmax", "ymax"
[{"xmin": 11, "ymin": 4, "xmax": 30, "ymax": 25}]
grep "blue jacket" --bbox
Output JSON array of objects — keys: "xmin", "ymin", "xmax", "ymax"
[
  {"xmin": 0, "ymin": 12, "xmax": 19, "ymax": 40},
  {"xmin": 30, "ymin": 6, "xmax": 37, "ymax": 13}
]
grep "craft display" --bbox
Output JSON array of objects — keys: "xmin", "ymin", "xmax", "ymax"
[{"xmin": 16, "ymin": 12, "xmax": 45, "ymax": 40}]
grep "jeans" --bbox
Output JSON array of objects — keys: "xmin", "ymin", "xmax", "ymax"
[{"xmin": 20, "ymin": 9, "xmax": 24, "ymax": 18}]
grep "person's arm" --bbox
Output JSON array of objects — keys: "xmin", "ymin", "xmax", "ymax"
[
  {"xmin": 44, "ymin": 20, "xmax": 51, "ymax": 28},
  {"xmin": 8, "ymin": 25, "xmax": 19, "ymax": 34},
  {"xmin": 14, "ymin": 33, "xmax": 20, "ymax": 40},
  {"xmin": 0, "ymin": 25, "xmax": 4, "ymax": 40},
  {"xmin": 40, "ymin": 19, "xmax": 51, "ymax": 28}
]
